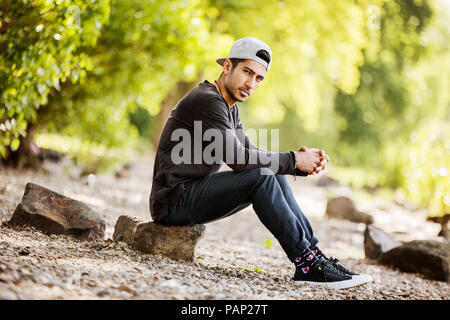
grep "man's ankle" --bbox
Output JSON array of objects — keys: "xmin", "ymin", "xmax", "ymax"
[
  {"xmin": 310, "ymin": 245, "xmax": 325, "ymax": 259},
  {"xmin": 294, "ymin": 247, "xmax": 319, "ymax": 275}
]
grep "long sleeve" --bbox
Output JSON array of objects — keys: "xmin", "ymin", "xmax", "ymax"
[{"xmin": 198, "ymin": 97, "xmax": 305, "ymax": 175}]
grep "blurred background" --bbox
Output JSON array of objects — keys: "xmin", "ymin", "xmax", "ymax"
[{"xmin": 0, "ymin": 0, "xmax": 448, "ymax": 220}]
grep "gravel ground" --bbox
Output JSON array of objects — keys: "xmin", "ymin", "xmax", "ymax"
[{"xmin": 0, "ymin": 151, "xmax": 449, "ymax": 300}]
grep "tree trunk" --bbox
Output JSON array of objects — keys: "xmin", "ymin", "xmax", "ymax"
[
  {"xmin": 1, "ymin": 122, "xmax": 41, "ymax": 170},
  {"xmin": 151, "ymin": 78, "xmax": 201, "ymax": 149},
  {"xmin": 1, "ymin": 81, "xmax": 71, "ymax": 170}
]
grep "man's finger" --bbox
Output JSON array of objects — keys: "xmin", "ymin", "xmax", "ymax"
[
  {"xmin": 311, "ymin": 148, "xmax": 326, "ymax": 159},
  {"xmin": 320, "ymin": 153, "xmax": 330, "ymax": 162}
]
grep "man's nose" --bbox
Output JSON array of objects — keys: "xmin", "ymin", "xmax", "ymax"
[{"xmin": 245, "ymin": 76, "xmax": 256, "ymax": 90}]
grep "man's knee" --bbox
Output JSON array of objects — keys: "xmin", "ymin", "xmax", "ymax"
[
  {"xmin": 259, "ymin": 167, "xmax": 276, "ymax": 176},
  {"xmin": 245, "ymin": 167, "xmax": 276, "ymax": 179},
  {"xmin": 275, "ymin": 173, "xmax": 288, "ymax": 184},
  {"xmin": 236, "ymin": 167, "xmax": 276, "ymax": 188}
]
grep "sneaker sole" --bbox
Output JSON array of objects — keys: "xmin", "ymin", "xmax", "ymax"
[
  {"xmin": 294, "ymin": 275, "xmax": 372, "ymax": 290},
  {"xmin": 352, "ymin": 274, "xmax": 373, "ymax": 283}
]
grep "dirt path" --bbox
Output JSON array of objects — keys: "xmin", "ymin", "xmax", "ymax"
[{"xmin": 0, "ymin": 151, "xmax": 448, "ymax": 300}]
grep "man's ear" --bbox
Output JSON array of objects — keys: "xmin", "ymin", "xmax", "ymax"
[{"xmin": 223, "ymin": 58, "xmax": 232, "ymax": 74}]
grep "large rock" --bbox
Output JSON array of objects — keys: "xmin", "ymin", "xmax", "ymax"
[
  {"xmin": 8, "ymin": 182, "xmax": 105, "ymax": 241},
  {"xmin": 325, "ymin": 196, "xmax": 374, "ymax": 224},
  {"xmin": 113, "ymin": 215, "xmax": 205, "ymax": 261},
  {"xmin": 380, "ymin": 240, "xmax": 450, "ymax": 282},
  {"xmin": 364, "ymin": 225, "xmax": 402, "ymax": 261},
  {"xmin": 426, "ymin": 214, "xmax": 450, "ymax": 239}
]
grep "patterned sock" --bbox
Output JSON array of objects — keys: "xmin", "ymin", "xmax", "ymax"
[
  {"xmin": 294, "ymin": 247, "xmax": 319, "ymax": 274},
  {"xmin": 310, "ymin": 245, "xmax": 326, "ymax": 259}
]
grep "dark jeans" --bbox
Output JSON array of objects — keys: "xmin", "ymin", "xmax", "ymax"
[{"xmin": 159, "ymin": 167, "xmax": 319, "ymax": 262}]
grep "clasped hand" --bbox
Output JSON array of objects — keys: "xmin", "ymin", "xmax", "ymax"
[{"xmin": 294, "ymin": 146, "xmax": 330, "ymax": 175}]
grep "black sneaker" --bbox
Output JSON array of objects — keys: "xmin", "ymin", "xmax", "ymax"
[
  {"xmin": 323, "ymin": 256, "xmax": 373, "ymax": 283},
  {"xmin": 293, "ymin": 260, "xmax": 370, "ymax": 290}
]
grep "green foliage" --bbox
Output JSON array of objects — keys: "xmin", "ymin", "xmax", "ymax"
[
  {"xmin": 1, "ymin": 0, "xmax": 215, "ymax": 171},
  {"xmin": 87, "ymin": 0, "xmax": 212, "ymax": 115},
  {"xmin": 0, "ymin": 0, "xmax": 110, "ymax": 155},
  {"xmin": 33, "ymin": 0, "xmax": 213, "ymax": 172},
  {"xmin": 208, "ymin": 0, "xmax": 380, "ymax": 130},
  {"xmin": 382, "ymin": 122, "xmax": 449, "ymax": 217},
  {"xmin": 334, "ymin": 0, "xmax": 432, "ymax": 163},
  {"xmin": 129, "ymin": 106, "xmax": 153, "ymax": 139},
  {"xmin": 331, "ymin": 0, "xmax": 449, "ymax": 217}
]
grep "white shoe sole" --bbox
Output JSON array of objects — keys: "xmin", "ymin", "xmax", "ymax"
[
  {"xmin": 352, "ymin": 274, "xmax": 373, "ymax": 283},
  {"xmin": 294, "ymin": 274, "xmax": 372, "ymax": 290}
]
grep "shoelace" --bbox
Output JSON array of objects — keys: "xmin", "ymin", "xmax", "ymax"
[
  {"xmin": 316, "ymin": 259, "xmax": 347, "ymax": 278},
  {"xmin": 314, "ymin": 249, "xmax": 356, "ymax": 276},
  {"xmin": 328, "ymin": 257, "xmax": 356, "ymax": 275}
]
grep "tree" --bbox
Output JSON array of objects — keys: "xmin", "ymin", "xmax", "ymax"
[
  {"xmin": 0, "ymin": 0, "xmax": 110, "ymax": 166},
  {"xmin": 1, "ymin": 0, "xmax": 214, "ymax": 172}
]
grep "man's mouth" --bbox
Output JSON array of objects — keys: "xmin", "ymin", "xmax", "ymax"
[{"xmin": 239, "ymin": 89, "xmax": 250, "ymax": 97}]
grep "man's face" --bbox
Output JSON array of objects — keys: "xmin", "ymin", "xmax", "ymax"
[{"xmin": 223, "ymin": 59, "xmax": 266, "ymax": 102}]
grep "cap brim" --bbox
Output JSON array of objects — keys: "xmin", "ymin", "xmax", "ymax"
[
  {"xmin": 216, "ymin": 57, "xmax": 270, "ymax": 71},
  {"xmin": 216, "ymin": 58, "xmax": 227, "ymax": 66}
]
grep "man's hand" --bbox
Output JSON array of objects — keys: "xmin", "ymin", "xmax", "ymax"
[{"xmin": 294, "ymin": 146, "xmax": 329, "ymax": 175}]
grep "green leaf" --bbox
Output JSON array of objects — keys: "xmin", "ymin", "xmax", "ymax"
[
  {"xmin": 264, "ymin": 238, "xmax": 273, "ymax": 249},
  {"xmin": 0, "ymin": 146, "xmax": 6, "ymax": 158},
  {"xmin": 10, "ymin": 139, "xmax": 20, "ymax": 151}
]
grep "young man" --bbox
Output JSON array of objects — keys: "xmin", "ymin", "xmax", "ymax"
[{"xmin": 149, "ymin": 37, "xmax": 372, "ymax": 289}]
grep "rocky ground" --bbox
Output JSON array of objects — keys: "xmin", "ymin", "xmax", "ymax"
[{"xmin": 0, "ymin": 150, "xmax": 449, "ymax": 300}]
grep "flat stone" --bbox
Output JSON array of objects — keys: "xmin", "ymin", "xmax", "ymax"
[
  {"xmin": 326, "ymin": 196, "xmax": 374, "ymax": 224},
  {"xmin": 380, "ymin": 240, "xmax": 450, "ymax": 282},
  {"xmin": 113, "ymin": 215, "xmax": 205, "ymax": 261},
  {"xmin": 8, "ymin": 182, "xmax": 105, "ymax": 241},
  {"xmin": 112, "ymin": 215, "xmax": 145, "ymax": 245},
  {"xmin": 364, "ymin": 225, "xmax": 401, "ymax": 261}
]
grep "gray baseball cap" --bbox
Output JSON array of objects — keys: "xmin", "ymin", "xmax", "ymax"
[{"xmin": 216, "ymin": 37, "xmax": 272, "ymax": 71}]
